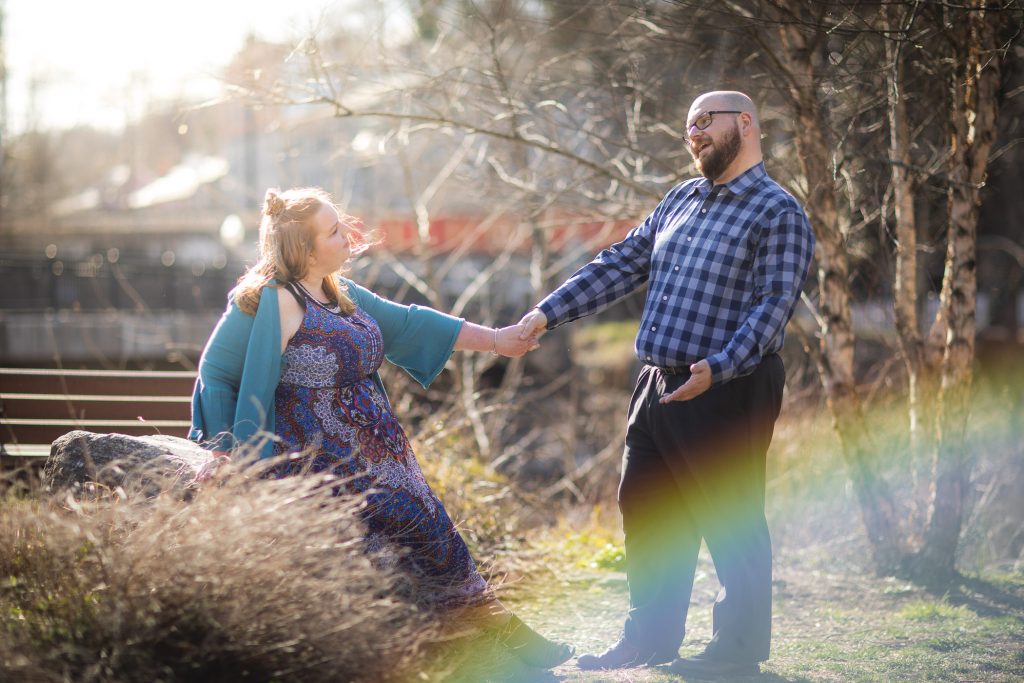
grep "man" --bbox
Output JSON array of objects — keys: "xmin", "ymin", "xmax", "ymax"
[{"xmin": 519, "ymin": 91, "xmax": 814, "ymax": 678}]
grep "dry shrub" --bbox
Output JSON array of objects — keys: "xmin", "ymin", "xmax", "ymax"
[
  {"xmin": 411, "ymin": 430, "xmax": 536, "ymax": 565},
  {"xmin": 0, "ymin": 455, "xmax": 440, "ymax": 683}
]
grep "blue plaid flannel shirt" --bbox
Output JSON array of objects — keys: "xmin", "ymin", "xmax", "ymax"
[{"xmin": 537, "ymin": 162, "xmax": 815, "ymax": 385}]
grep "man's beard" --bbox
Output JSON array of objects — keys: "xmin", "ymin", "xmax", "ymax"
[{"xmin": 692, "ymin": 122, "xmax": 741, "ymax": 181}]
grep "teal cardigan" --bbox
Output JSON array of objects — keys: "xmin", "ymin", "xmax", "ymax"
[{"xmin": 189, "ymin": 277, "xmax": 464, "ymax": 458}]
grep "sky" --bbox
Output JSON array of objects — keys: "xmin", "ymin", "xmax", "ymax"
[{"xmin": 3, "ymin": 0, "xmax": 402, "ymax": 133}]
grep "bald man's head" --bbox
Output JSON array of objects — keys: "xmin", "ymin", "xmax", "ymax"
[
  {"xmin": 688, "ymin": 91, "xmax": 759, "ymax": 128},
  {"xmin": 686, "ymin": 91, "xmax": 762, "ymax": 184}
]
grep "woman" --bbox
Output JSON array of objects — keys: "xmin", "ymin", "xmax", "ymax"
[{"xmin": 190, "ymin": 187, "xmax": 572, "ymax": 670}]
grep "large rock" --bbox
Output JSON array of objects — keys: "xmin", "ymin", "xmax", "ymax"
[{"xmin": 43, "ymin": 431, "xmax": 214, "ymax": 497}]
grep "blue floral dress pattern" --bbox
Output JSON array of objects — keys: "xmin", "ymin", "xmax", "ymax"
[{"xmin": 271, "ymin": 289, "xmax": 487, "ymax": 606}]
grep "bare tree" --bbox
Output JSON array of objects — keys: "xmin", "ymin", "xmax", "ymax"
[{"xmin": 917, "ymin": 0, "xmax": 1010, "ymax": 578}]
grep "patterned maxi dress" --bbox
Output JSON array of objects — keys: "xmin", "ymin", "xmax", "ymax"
[{"xmin": 271, "ymin": 285, "xmax": 488, "ymax": 607}]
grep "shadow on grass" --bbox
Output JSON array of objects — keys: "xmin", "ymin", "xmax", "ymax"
[{"xmin": 930, "ymin": 573, "xmax": 1024, "ymax": 623}]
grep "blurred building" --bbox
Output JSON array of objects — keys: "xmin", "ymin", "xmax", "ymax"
[{"xmin": 0, "ymin": 37, "xmax": 636, "ymax": 368}]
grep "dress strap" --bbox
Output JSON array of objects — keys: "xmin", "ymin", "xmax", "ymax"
[
  {"xmin": 292, "ymin": 280, "xmax": 343, "ymax": 314},
  {"xmin": 283, "ymin": 281, "xmax": 308, "ymax": 310}
]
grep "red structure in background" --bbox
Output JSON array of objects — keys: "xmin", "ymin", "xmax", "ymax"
[{"xmin": 370, "ymin": 213, "xmax": 638, "ymax": 255}]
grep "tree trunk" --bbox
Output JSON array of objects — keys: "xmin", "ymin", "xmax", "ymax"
[
  {"xmin": 777, "ymin": 19, "xmax": 906, "ymax": 573},
  {"xmin": 883, "ymin": 3, "xmax": 940, "ymax": 539},
  {"xmin": 916, "ymin": 1, "xmax": 1003, "ymax": 581}
]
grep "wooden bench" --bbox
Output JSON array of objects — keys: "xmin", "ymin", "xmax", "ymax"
[{"xmin": 0, "ymin": 368, "xmax": 196, "ymax": 465}]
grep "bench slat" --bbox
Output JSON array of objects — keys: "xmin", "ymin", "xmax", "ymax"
[
  {"xmin": 1, "ymin": 394, "xmax": 191, "ymax": 421},
  {"xmin": 3, "ymin": 421, "xmax": 192, "ymax": 444},
  {"xmin": 0, "ymin": 369, "xmax": 197, "ymax": 397},
  {"xmin": 3, "ymin": 418, "xmax": 191, "ymax": 428},
  {"xmin": 1, "ymin": 393, "xmax": 191, "ymax": 403},
  {"xmin": 0, "ymin": 368, "xmax": 196, "ymax": 378},
  {"xmin": 5, "ymin": 428, "xmax": 191, "ymax": 443},
  {"xmin": 1, "ymin": 444, "xmax": 52, "ymax": 458}
]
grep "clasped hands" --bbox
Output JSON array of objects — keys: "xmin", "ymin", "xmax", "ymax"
[
  {"xmin": 511, "ymin": 308, "xmax": 712, "ymax": 402},
  {"xmin": 490, "ymin": 309, "xmax": 549, "ymax": 358}
]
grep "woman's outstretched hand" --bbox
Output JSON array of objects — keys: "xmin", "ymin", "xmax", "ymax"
[{"xmin": 495, "ymin": 324, "xmax": 541, "ymax": 357}]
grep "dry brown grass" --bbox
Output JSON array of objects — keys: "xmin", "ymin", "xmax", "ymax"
[{"xmin": 0, "ymin": 455, "xmax": 441, "ymax": 683}]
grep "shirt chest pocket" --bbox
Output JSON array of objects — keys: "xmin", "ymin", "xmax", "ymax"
[{"xmin": 689, "ymin": 223, "xmax": 752, "ymax": 269}]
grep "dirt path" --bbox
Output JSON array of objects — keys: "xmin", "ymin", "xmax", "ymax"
[{"xmin": 499, "ymin": 551, "xmax": 1024, "ymax": 682}]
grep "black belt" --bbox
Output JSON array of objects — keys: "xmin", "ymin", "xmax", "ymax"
[
  {"xmin": 648, "ymin": 352, "xmax": 781, "ymax": 379},
  {"xmin": 648, "ymin": 364, "xmax": 691, "ymax": 377}
]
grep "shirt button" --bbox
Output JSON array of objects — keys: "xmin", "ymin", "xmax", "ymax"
[
  {"xmin": 662, "ymin": 296, "xmax": 668, "ymax": 301},
  {"xmin": 646, "ymin": 356, "xmax": 652, "ymax": 361},
  {"xmin": 674, "ymin": 266, "xmax": 680, "ymax": 271},
  {"xmin": 651, "ymin": 326, "xmax": 657, "ymax": 331},
  {"xmin": 687, "ymin": 236, "xmax": 692, "ymax": 241},
  {"xmin": 701, "ymin": 208, "xmax": 707, "ymax": 214}
]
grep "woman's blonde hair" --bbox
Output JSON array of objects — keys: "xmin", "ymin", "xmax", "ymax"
[{"xmin": 232, "ymin": 187, "xmax": 369, "ymax": 316}]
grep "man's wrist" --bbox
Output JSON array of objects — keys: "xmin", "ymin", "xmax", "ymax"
[
  {"xmin": 534, "ymin": 302, "xmax": 554, "ymax": 329},
  {"xmin": 705, "ymin": 353, "xmax": 731, "ymax": 385}
]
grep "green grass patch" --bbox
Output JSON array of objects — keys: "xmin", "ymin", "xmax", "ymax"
[{"xmin": 899, "ymin": 599, "xmax": 972, "ymax": 621}]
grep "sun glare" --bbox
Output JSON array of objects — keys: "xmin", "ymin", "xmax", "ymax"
[{"xmin": 4, "ymin": 0, "xmax": 406, "ymax": 133}]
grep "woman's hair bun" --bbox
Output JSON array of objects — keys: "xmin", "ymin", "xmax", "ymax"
[{"xmin": 263, "ymin": 190, "xmax": 286, "ymax": 218}]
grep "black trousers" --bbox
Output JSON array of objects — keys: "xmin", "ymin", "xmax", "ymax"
[{"xmin": 619, "ymin": 354, "xmax": 784, "ymax": 663}]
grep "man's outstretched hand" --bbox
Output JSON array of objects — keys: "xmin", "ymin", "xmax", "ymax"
[{"xmin": 518, "ymin": 309, "xmax": 548, "ymax": 342}]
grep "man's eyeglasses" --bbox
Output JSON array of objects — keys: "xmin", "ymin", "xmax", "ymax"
[{"xmin": 688, "ymin": 110, "xmax": 742, "ymax": 131}]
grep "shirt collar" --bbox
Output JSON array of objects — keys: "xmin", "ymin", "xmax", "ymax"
[{"xmin": 688, "ymin": 161, "xmax": 767, "ymax": 199}]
